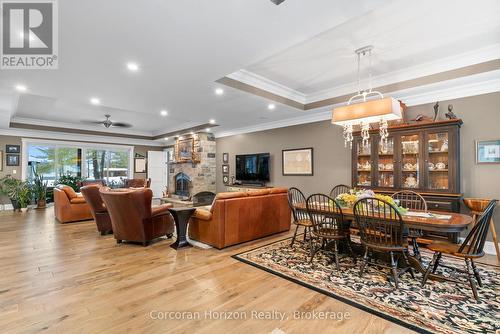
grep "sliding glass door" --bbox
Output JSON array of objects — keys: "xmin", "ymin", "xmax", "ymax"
[{"xmin": 26, "ymin": 140, "xmax": 132, "ymax": 186}]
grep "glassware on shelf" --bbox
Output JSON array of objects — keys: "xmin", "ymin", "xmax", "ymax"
[
  {"xmin": 428, "ymin": 132, "xmax": 449, "ymax": 190},
  {"xmin": 401, "ymin": 134, "xmax": 420, "ymax": 188}
]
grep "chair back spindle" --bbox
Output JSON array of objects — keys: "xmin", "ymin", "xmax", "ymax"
[
  {"xmin": 353, "ymin": 197, "xmax": 406, "ymax": 249},
  {"xmin": 458, "ymin": 199, "xmax": 497, "ymax": 256},
  {"xmin": 329, "ymin": 184, "xmax": 352, "ymax": 199},
  {"xmin": 391, "ymin": 190, "xmax": 427, "ymax": 211},
  {"xmin": 306, "ymin": 194, "xmax": 346, "ymax": 236},
  {"xmin": 287, "ymin": 188, "xmax": 309, "ymax": 223}
]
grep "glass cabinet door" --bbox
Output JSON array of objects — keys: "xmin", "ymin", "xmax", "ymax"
[
  {"xmin": 400, "ymin": 134, "xmax": 420, "ymax": 189},
  {"xmin": 377, "ymin": 137, "xmax": 394, "ymax": 188},
  {"xmin": 426, "ymin": 132, "xmax": 450, "ymax": 190},
  {"xmin": 355, "ymin": 139, "xmax": 372, "ymax": 187}
]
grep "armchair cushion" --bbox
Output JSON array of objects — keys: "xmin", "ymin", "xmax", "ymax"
[
  {"xmin": 192, "ymin": 208, "xmax": 212, "ymax": 221},
  {"xmin": 59, "ymin": 185, "xmax": 77, "ymax": 199},
  {"xmin": 70, "ymin": 196, "xmax": 87, "ymax": 204},
  {"xmin": 151, "ymin": 204, "xmax": 173, "ymax": 218}
]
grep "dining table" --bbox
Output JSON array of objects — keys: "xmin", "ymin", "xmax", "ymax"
[{"xmin": 293, "ymin": 202, "xmax": 473, "ymax": 280}]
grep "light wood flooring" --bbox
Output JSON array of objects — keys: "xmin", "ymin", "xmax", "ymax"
[{"xmin": 0, "ymin": 208, "xmax": 497, "ymax": 334}]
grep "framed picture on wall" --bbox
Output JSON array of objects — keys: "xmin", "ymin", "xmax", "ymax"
[
  {"xmin": 6, "ymin": 154, "xmax": 19, "ymax": 166},
  {"xmin": 223, "ymin": 175, "xmax": 229, "ymax": 185},
  {"xmin": 134, "ymin": 157, "xmax": 147, "ymax": 173},
  {"xmin": 176, "ymin": 138, "xmax": 194, "ymax": 162},
  {"xmin": 282, "ymin": 148, "xmax": 313, "ymax": 176},
  {"xmin": 222, "ymin": 152, "xmax": 229, "ymax": 163},
  {"xmin": 6, "ymin": 145, "xmax": 20, "ymax": 154},
  {"xmin": 476, "ymin": 139, "xmax": 500, "ymax": 164},
  {"xmin": 222, "ymin": 164, "xmax": 229, "ymax": 174}
]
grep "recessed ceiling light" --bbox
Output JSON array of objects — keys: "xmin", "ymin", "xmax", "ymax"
[
  {"xmin": 215, "ymin": 88, "xmax": 224, "ymax": 95},
  {"xmin": 160, "ymin": 110, "xmax": 168, "ymax": 116},
  {"xmin": 206, "ymin": 128, "xmax": 210, "ymax": 132},
  {"xmin": 90, "ymin": 97, "xmax": 100, "ymax": 105},
  {"xmin": 268, "ymin": 103, "xmax": 276, "ymax": 110},
  {"xmin": 178, "ymin": 136, "xmax": 183, "ymax": 140},
  {"xmin": 15, "ymin": 84, "xmax": 27, "ymax": 92},
  {"xmin": 209, "ymin": 119, "xmax": 216, "ymax": 124},
  {"xmin": 190, "ymin": 131, "xmax": 195, "ymax": 135},
  {"xmin": 164, "ymin": 137, "xmax": 169, "ymax": 141},
  {"xmin": 126, "ymin": 62, "xmax": 139, "ymax": 72}
]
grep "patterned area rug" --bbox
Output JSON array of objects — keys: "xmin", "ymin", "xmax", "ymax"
[{"xmin": 233, "ymin": 237, "xmax": 500, "ymax": 334}]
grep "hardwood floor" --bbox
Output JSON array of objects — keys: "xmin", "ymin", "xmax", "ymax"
[{"xmin": 0, "ymin": 209, "xmax": 497, "ymax": 334}]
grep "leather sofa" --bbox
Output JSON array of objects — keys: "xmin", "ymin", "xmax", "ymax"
[
  {"xmin": 189, "ymin": 188, "xmax": 291, "ymax": 249},
  {"xmin": 80, "ymin": 185, "xmax": 113, "ymax": 235},
  {"xmin": 124, "ymin": 178, "xmax": 151, "ymax": 188},
  {"xmin": 54, "ymin": 185, "xmax": 93, "ymax": 223},
  {"xmin": 99, "ymin": 187, "xmax": 175, "ymax": 246}
]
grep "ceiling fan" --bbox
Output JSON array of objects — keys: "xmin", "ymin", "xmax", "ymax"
[{"xmin": 81, "ymin": 114, "xmax": 132, "ymax": 128}]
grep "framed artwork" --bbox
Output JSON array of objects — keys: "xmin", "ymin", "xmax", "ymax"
[
  {"xmin": 6, "ymin": 145, "xmax": 20, "ymax": 154},
  {"xmin": 222, "ymin": 164, "xmax": 229, "ymax": 174},
  {"xmin": 134, "ymin": 157, "xmax": 147, "ymax": 173},
  {"xmin": 0, "ymin": 150, "xmax": 3, "ymax": 171},
  {"xmin": 176, "ymin": 138, "xmax": 194, "ymax": 162},
  {"xmin": 6, "ymin": 154, "xmax": 20, "ymax": 166},
  {"xmin": 223, "ymin": 175, "xmax": 229, "ymax": 185},
  {"xmin": 222, "ymin": 152, "xmax": 229, "ymax": 163},
  {"xmin": 282, "ymin": 148, "xmax": 313, "ymax": 176},
  {"xmin": 476, "ymin": 139, "xmax": 500, "ymax": 164}
]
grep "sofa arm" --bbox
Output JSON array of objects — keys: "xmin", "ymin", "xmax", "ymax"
[
  {"xmin": 151, "ymin": 204, "xmax": 173, "ymax": 218},
  {"xmin": 191, "ymin": 208, "xmax": 212, "ymax": 221}
]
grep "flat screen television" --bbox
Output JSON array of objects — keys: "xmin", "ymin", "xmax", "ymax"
[{"xmin": 235, "ymin": 153, "xmax": 270, "ymax": 184}]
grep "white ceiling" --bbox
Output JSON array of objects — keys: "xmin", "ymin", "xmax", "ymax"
[{"xmin": 0, "ymin": 0, "xmax": 499, "ymax": 144}]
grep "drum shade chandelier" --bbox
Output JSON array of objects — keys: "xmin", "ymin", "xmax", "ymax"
[{"xmin": 332, "ymin": 46, "xmax": 402, "ymax": 149}]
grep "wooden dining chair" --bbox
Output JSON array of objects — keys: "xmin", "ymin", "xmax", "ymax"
[
  {"xmin": 391, "ymin": 190, "xmax": 428, "ymax": 259},
  {"xmin": 421, "ymin": 199, "xmax": 497, "ymax": 301},
  {"xmin": 287, "ymin": 187, "xmax": 313, "ymax": 249},
  {"xmin": 329, "ymin": 184, "xmax": 352, "ymax": 199},
  {"xmin": 353, "ymin": 197, "xmax": 414, "ymax": 289},
  {"xmin": 463, "ymin": 198, "xmax": 500, "ymax": 260},
  {"xmin": 306, "ymin": 194, "xmax": 352, "ymax": 270}
]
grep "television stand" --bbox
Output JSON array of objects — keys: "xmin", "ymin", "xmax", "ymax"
[{"xmin": 226, "ymin": 184, "xmax": 273, "ymax": 192}]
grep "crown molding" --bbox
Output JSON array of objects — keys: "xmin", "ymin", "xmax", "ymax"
[
  {"xmin": 214, "ymin": 71, "xmax": 500, "ymax": 138},
  {"xmin": 226, "ymin": 69, "xmax": 306, "ymax": 104},
  {"xmin": 0, "ymin": 127, "xmax": 165, "ymax": 147}
]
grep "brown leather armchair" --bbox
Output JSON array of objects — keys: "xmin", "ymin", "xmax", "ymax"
[
  {"xmin": 53, "ymin": 185, "xmax": 93, "ymax": 223},
  {"xmin": 99, "ymin": 187, "xmax": 175, "ymax": 246},
  {"xmin": 124, "ymin": 178, "xmax": 151, "ymax": 188},
  {"xmin": 80, "ymin": 185, "xmax": 112, "ymax": 235}
]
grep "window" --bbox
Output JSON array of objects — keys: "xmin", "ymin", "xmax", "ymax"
[
  {"xmin": 24, "ymin": 140, "xmax": 132, "ymax": 185},
  {"xmin": 28, "ymin": 145, "xmax": 81, "ymax": 186},
  {"xmin": 84, "ymin": 149, "xmax": 130, "ymax": 185}
]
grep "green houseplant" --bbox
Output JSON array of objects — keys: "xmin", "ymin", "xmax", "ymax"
[
  {"xmin": 55, "ymin": 173, "xmax": 84, "ymax": 192},
  {"xmin": 3, "ymin": 179, "xmax": 32, "ymax": 212},
  {"xmin": 0, "ymin": 175, "xmax": 23, "ymax": 211},
  {"xmin": 32, "ymin": 171, "xmax": 48, "ymax": 209}
]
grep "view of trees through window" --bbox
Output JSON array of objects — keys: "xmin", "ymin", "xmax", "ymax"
[{"xmin": 27, "ymin": 143, "xmax": 130, "ymax": 186}]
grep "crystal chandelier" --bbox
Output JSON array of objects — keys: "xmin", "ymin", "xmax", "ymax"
[{"xmin": 332, "ymin": 46, "xmax": 402, "ymax": 149}]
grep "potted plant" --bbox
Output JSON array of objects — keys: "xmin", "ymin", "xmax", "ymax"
[
  {"xmin": 0, "ymin": 175, "xmax": 22, "ymax": 211},
  {"xmin": 4, "ymin": 179, "xmax": 32, "ymax": 212},
  {"xmin": 32, "ymin": 171, "xmax": 48, "ymax": 209},
  {"xmin": 55, "ymin": 173, "xmax": 84, "ymax": 192}
]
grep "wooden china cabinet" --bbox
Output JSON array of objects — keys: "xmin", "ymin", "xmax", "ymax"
[{"xmin": 352, "ymin": 119, "xmax": 462, "ymax": 215}]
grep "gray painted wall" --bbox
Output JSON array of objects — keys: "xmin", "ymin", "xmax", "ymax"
[{"xmin": 216, "ymin": 91, "xmax": 500, "ymax": 242}]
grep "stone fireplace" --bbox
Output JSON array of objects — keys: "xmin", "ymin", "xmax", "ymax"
[
  {"xmin": 168, "ymin": 132, "xmax": 216, "ymax": 199},
  {"xmin": 174, "ymin": 172, "xmax": 191, "ymax": 197}
]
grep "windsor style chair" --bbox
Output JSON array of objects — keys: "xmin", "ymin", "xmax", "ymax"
[
  {"xmin": 353, "ymin": 197, "xmax": 414, "ymax": 289},
  {"xmin": 421, "ymin": 199, "xmax": 498, "ymax": 301}
]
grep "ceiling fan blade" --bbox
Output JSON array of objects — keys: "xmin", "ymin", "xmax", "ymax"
[
  {"xmin": 81, "ymin": 120, "xmax": 104, "ymax": 125},
  {"xmin": 111, "ymin": 122, "xmax": 132, "ymax": 128}
]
